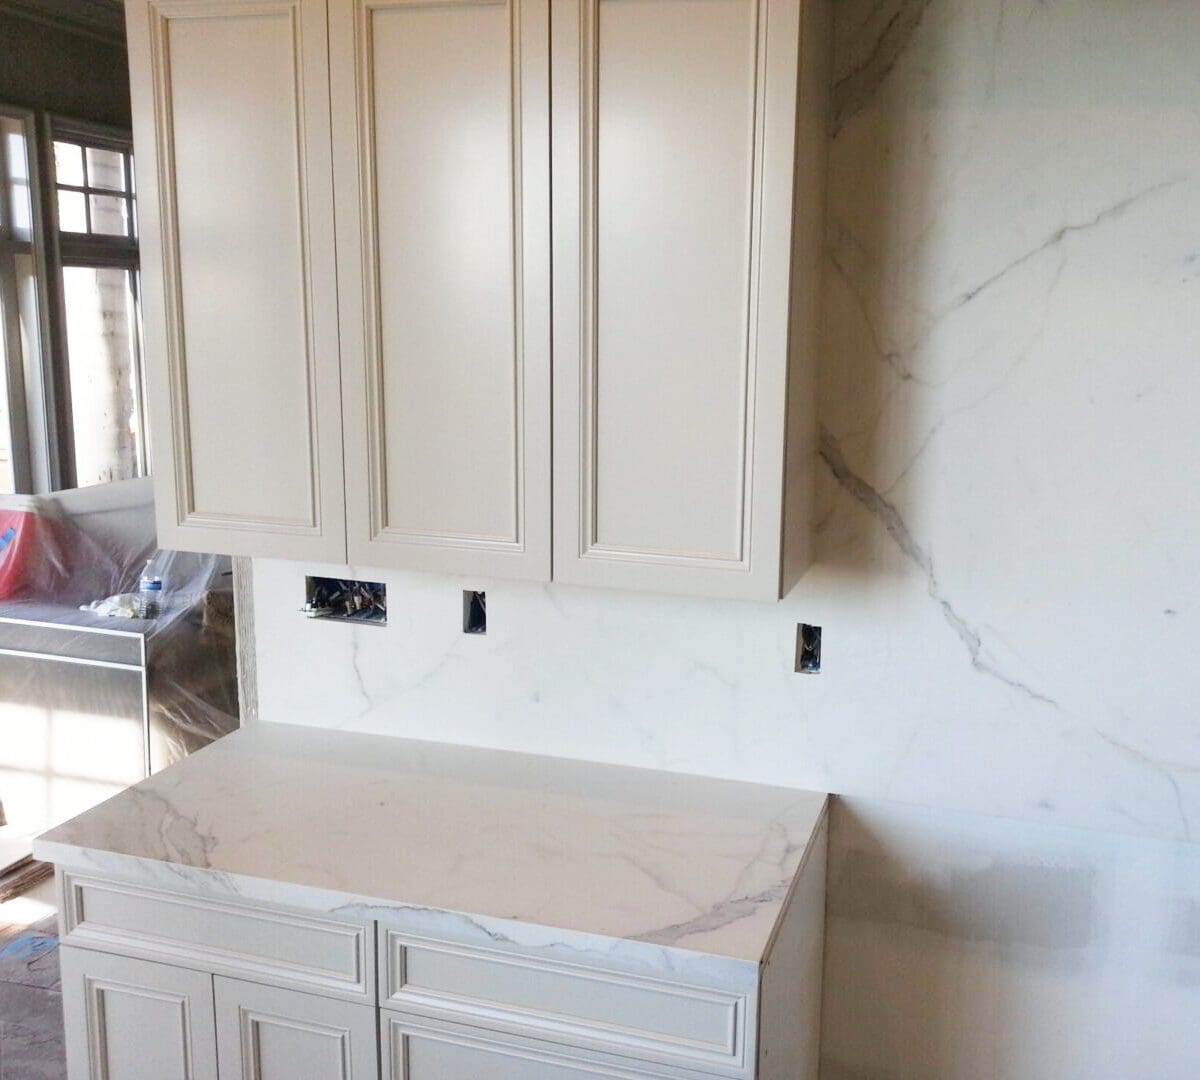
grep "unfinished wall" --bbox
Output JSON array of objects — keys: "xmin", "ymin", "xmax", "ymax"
[
  {"xmin": 822, "ymin": 799, "xmax": 1200, "ymax": 1079},
  {"xmin": 0, "ymin": 10, "xmax": 130, "ymax": 129}
]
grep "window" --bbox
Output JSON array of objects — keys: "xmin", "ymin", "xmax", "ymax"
[
  {"xmin": 51, "ymin": 123, "xmax": 147, "ymax": 488},
  {"xmin": 54, "ymin": 139, "xmax": 136, "ymax": 240},
  {"xmin": 0, "ymin": 110, "xmax": 146, "ymax": 493}
]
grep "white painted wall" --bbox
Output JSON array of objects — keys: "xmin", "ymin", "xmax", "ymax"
[{"xmin": 250, "ymin": 0, "xmax": 1200, "ymax": 1075}]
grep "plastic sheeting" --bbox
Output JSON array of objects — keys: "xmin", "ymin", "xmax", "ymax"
[{"xmin": 0, "ymin": 488, "xmax": 238, "ymax": 815}]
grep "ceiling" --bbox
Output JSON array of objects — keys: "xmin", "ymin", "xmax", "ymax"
[{"xmin": 0, "ymin": 0, "xmax": 125, "ymax": 47}]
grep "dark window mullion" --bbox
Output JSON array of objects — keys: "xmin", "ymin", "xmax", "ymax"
[{"xmin": 56, "ymin": 182, "xmax": 129, "ymax": 198}]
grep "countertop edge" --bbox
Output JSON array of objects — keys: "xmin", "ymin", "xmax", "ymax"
[{"xmin": 34, "ymin": 838, "xmax": 764, "ymax": 989}]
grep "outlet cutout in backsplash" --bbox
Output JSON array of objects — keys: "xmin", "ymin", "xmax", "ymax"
[
  {"xmin": 304, "ymin": 577, "xmax": 387, "ymax": 625},
  {"xmin": 795, "ymin": 624, "xmax": 821, "ymax": 674},
  {"xmin": 463, "ymin": 590, "xmax": 487, "ymax": 634}
]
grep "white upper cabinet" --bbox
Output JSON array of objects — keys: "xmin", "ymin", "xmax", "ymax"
[
  {"xmin": 330, "ymin": 0, "xmax": 552, "ymax": 580},
  {"xmin": 130, "ymin": 0, "xmax": 826, "ymax": 598},
  {"xmin": 127, "ymin": 0, "xmax": 347, "ymax": 561},
  {"xmin": 551, "ymin": 0, "xmax": 828, "ymax": 599}
]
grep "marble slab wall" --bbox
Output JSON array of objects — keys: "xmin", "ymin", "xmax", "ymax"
[{"xmin": 250, "ymin": 2, "xmax": 1199, "ymax": 1073}]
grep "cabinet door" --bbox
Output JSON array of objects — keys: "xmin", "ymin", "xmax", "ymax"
[
  {"xmin": 551, "ymin": 0, "xmax": 804, "ymax": 599},
  {"xmin": 126, "ymin": 0, "xmax": 346, "ymax": 561},
  {"xmin": 382, "ymin": 1015, "xmax": 656, "ymax": 1080},
  {"xmin": 331, "ymin": 0, "xmax": 551, "ymax": 580},
  {"xmin": 214, "ymin": 976, "xmax": 377, "ymax": 1080},
  {"xmin": 59, "ymin": 945, "xmax": 218, "ymax": 1080}
]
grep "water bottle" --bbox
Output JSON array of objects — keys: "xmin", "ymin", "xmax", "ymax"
[{"xmin": 137, "ymin": 562, "xmax": 163, "ymax": 619}]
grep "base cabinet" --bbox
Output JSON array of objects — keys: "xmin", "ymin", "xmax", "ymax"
[
  {"xmin": 55, "ymin": 860, "xmax": 823, "ymax": 1079},
  {"xmin": 214, "ymin": 978, "xmax": 376, "ymax": 1080},
  {"xmin": 60, "ymin": 947, "xmax": 218, "ymax": 1080}
]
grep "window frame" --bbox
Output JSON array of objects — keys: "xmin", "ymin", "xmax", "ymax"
[
  {"xmin": 0, "ymin": 104, "xmax": 58, "ymax": 493},
  {"xmin": 0, "ymin": 109, "xmax": 146, "ymax": 492},
  {"xmin": 43, "ymin": 114, "xmax": 147, "ymax": 489},
  {"xmin": 51, "ymin": 117, "xmax": 140, "ymax": 267}
]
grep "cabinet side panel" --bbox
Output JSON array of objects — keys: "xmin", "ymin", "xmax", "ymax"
[
  {"xmin": 757, "ymin": 808, "xmax": 827, "ymax": 1080},
  {"xmin": 780, "ymin": 0, "xmax": 831, "ymax": 596}
]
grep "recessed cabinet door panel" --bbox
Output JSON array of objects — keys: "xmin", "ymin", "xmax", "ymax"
[
  {"xmin": 59, "ymin": 945, "xmax": 218, "ymax": 1080},
  {"xmin": 552, "ymin": 0, "xmax": 802, "ymax": 598},
  {"xmin": 383, "ymin": 1015, "xmax": 663, "ymax": 1079},
  {"xmin": 332, "ymin": 0, "xmax": 551, "ymax": 580},
  {"xmin": 127, "ymin": 0, "xmax": 345, "ymax": 560},
  {"xmin": 595, "ymin": 0, "xmax": 756, "ymax": 561},
  {"xmin": 214, "ymin": 977, "xmax": 377, "ymax": 1080}
]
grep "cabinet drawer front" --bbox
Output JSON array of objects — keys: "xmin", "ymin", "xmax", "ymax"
[
  {"xmin": 380, "ymin": 931, "xmax": 750, "ymax": 1076},
  {"xmin": 61, "ymin": 873, "xmax": 370, "ymax": 999},
  {"xmin": 383, "ymin": 1013, "xmax": 720, "ymax": 1080}
]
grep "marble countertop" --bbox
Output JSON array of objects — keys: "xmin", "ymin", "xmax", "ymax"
[{"xmin": 34, "ymin": 723, "xmax": 826, "ymax": 968}]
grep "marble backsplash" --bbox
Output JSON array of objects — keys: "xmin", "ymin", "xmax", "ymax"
[{"xmin": 251, "ymin": 0, "xmax": 1200, "ymax": 844}]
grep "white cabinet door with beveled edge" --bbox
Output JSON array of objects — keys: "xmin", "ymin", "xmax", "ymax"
[
  {"xmin": 330, "ymin": 0, "xmax": 551, "ymax": 580},
  {"xmin": 214, "ymin": 977, "xmax": 377, "ymax": 1080},
  {"xmin": 59, "ymin": 945, "xmax": 218, "ymax": 1080},
  {"xmin": 126, "ymin": 0, "xmax": 346, "ymax": 561},
  {"xmin": 382, "ymin": 1014, "xmax": 674, "ymax": 1080},
  {"xmin": 551, "ymin": 0, "xmax": 817, "ymax": 599}
]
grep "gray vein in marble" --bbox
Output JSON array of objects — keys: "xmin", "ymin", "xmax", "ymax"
[
  {"xmin": 830, "ymin": 184, "xmax": 1178, "ymax": 394},
  {"xmin": 819, "ymin": 429, "xmax": 1058, "ymax": 707},
  {"xmin": 130, "ymin": 787, "xmax": 217, "ymax": 867},
  {"xmin": 637, "ymin": 807, "xmax": 810, "ymax": 949},
  {"xmin": 1100, "ymin": 732, "xmax": 1193, "ymax": 843},
  {"xmin": 636, "ymin": 880, "xmax": 792, "ymax": 950},
  {"xmin": 881, "ymin": 250, "xmax": 1068, "ymax": 494},
  {"xmin": 831, "ymin": 0, "xmax": 933, "ymax": 134},
  {"xmin": 348, "ymin": 631, "xmax": 373, "ymax": 716},
  {"xmin": 826, "ymin": 239, "xmax": 935, "ymax": 390},
  {"xmin": 954, "ymin": 182, "xmax": 1183, "ymax": 309}
]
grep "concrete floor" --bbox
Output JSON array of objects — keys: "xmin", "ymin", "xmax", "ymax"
[{"xmin": 0, "ymin": 878, "xmax": 66, "ymax": 1080}]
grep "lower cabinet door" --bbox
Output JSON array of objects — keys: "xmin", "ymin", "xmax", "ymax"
[
  {"xmin": 59, "ymin": 945, "xmax": 218, "ymax": 1080},
  {"xmin": 381, "ymin": 1014, "xmax": 666, "ymax": 1080},
  {"xmin": 214, "ymin": 976, "xmax": 377, "ymax": 1080}
]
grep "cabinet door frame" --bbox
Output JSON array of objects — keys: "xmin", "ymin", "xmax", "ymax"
[
  {"xmin": 550, "ymin": 0, "xmax": 803, "ymax": 600},
  {"xmin": 59, "ymin": 944, "xmax": 219, "ymax": 1080},
  {"xmin": 331, "ymin": 0, "xmax": 552, "ymax": 581},
  {"xmin": 127, "ymin": 0, "xmax": 347, "ymax": 561},
  {"xmin": 381, "ymin": 1010, "xmax": 712, "ymax": 1079},
  {"xmin": 214, "ymin": 975, "xmax": 378, "ymax": 1080}
]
